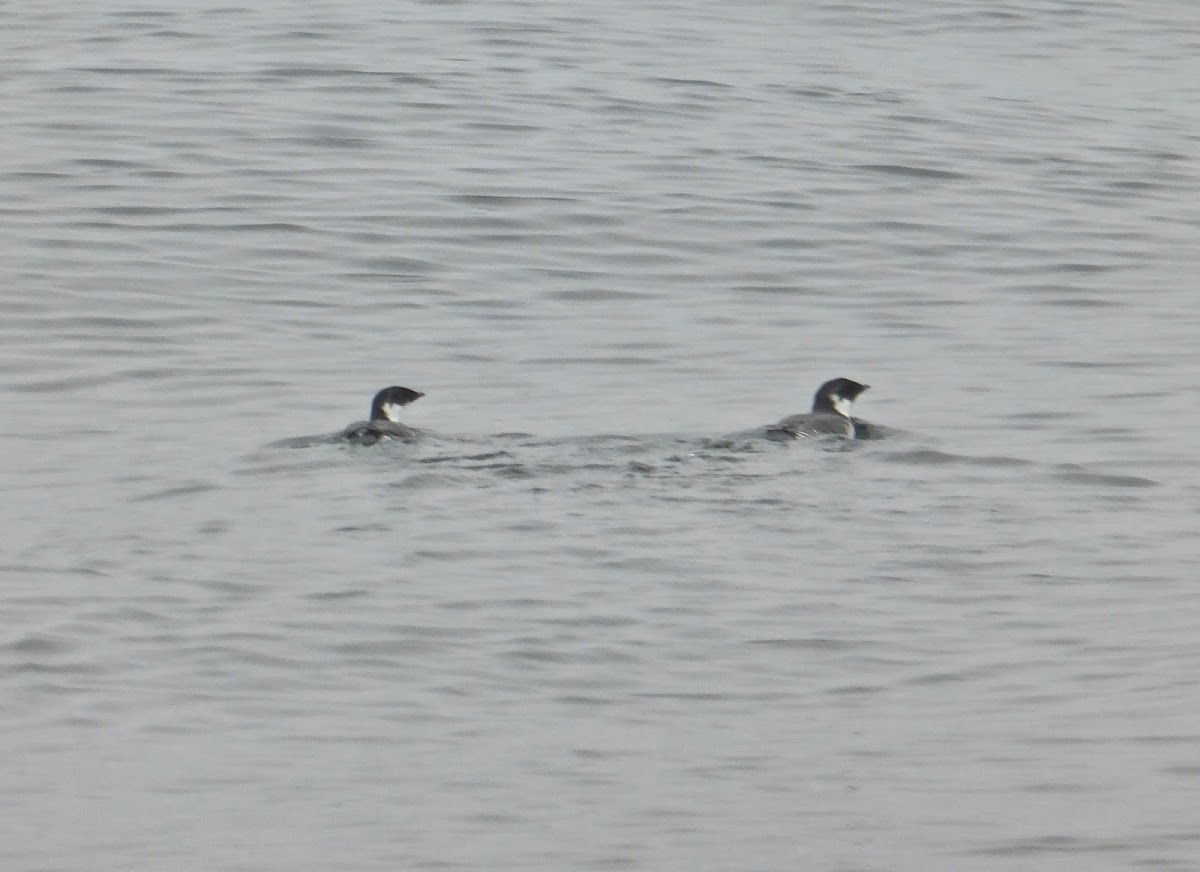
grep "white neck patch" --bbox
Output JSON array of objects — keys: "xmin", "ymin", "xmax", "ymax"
[
  {"xmin": 830, "ymin": 394, "xmax": 854, "ymax": 417},
  {"xmin": 381, "ymin": 402, "xmax": 405, "ymax": 423}
]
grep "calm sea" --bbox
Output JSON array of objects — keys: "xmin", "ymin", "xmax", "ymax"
[{"xmin": 4, "ymin": 1, "xmax": 1200, "ymax": 869}]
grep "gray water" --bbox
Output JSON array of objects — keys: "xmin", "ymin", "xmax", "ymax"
[{"xmin": 4, "ymin": 1, "xmax": 1200, "ymax": 869}]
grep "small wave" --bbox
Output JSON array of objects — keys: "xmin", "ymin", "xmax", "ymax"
[
  {"xmin": 1049, "ymin": 466, "xmax": 1158, "ymax": 489},
  {"xmin": 128, "ymin": 481, "xmax": 218, "ymax": 503},
  {"xmin": 879, "ymin": 449, "xmax": 1033, "ymax": 468},
  {"xmin": 854, "ymin": 163, "xmax": 968, "ymax": 180}
]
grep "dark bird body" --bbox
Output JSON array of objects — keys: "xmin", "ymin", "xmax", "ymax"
[
  {"xmin": 766, "ymin": 378, "xmax": 869, "ymax": 441},
  {"xmin": 343, "ymin": 386, "xmax": 424, "ymax": 445}
]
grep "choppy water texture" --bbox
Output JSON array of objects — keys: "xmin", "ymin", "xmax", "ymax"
[{"xmin": 4, "ymin": 1, "xmax": 1200, "ymax": 869}]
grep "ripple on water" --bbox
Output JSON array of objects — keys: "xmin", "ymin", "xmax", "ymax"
[
  {"xmin": 877, "ymin": 448, "xmax": 1034, "ymax": 468},
  {"xmin": 1048, "ymin": 465, "xmax": 1159, "ymax": 489}
]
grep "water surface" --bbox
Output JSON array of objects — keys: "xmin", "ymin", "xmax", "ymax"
[{"xmin": 4, "ymin": 1, "xmax": 1200, "ymax": 870}]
